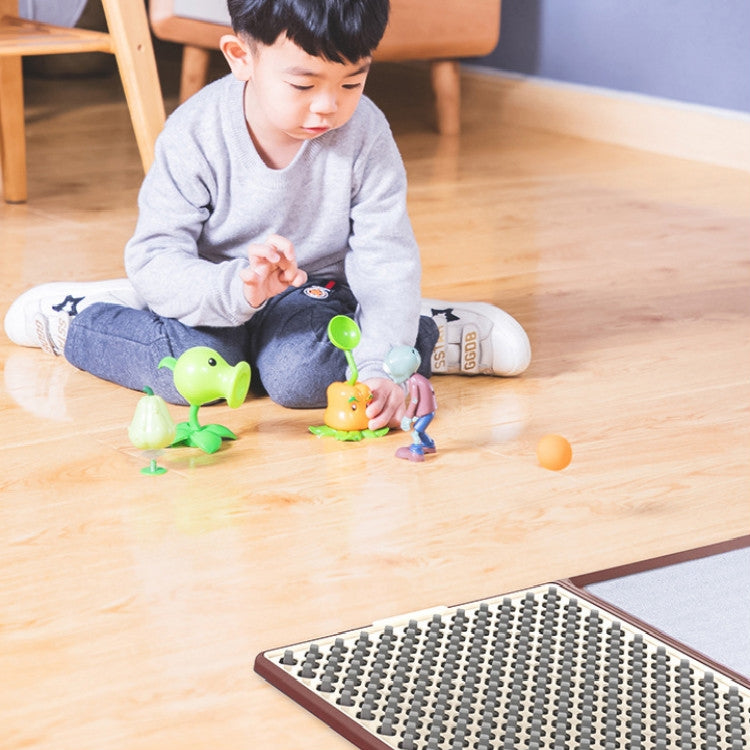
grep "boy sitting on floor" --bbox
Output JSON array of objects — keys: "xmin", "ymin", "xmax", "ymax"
[{"xmin": 4, "ymin": 0, "xmax": 530, "ymax": 431}]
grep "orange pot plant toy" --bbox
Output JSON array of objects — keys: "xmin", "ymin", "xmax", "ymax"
[{"xmin": 309, "ymin": 316, "xmax": 389, "ymax": 441}]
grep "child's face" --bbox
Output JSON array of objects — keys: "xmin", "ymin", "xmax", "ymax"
[{"xmin": 247, "ymin": 35, "xmax": 371, "ymax": 144}]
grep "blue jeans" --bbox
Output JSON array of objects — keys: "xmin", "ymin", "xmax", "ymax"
[
  {"xmin": 411, "ymin": 413, "xmax": 435, "ymax": 450},
  {"xmin": 64, "ymin": 279, "xmax": 439, "ymax": 407}
]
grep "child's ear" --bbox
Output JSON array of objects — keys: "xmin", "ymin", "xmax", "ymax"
[{"xmin": 220, "ymin": 34, "xmax": 254, "ymax": 80}]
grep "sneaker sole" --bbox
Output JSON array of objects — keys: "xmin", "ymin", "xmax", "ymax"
[{"xmin": 33, "ymin": 314, "xmax": 58, "ymax": 355}]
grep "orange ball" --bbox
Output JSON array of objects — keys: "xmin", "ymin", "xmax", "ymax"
[{"xmin": 537, "ymin": 434, "xmax": 572, "ymax": 471}]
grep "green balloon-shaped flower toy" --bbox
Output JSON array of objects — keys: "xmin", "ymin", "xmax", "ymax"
[{"xmin": 158, "ymin": 346, "xmax": 251, "ymax": 454}]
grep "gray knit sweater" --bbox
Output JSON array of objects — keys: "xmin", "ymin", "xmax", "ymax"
[{"xmin": 125, "ymin": 74, "xmax": 421, "ymax": 382}]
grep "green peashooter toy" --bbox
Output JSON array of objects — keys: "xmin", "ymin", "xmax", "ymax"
[{"xmin": 158, "ymin": 346, "xmax": 251, "ymax": 454}]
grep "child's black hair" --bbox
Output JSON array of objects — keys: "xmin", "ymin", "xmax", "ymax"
[{"xmin": 227, "ymin": 0, "xmax": 390, "ymax": 63}]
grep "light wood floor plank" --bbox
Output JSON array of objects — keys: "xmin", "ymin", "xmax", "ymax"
[{"xmin": 1, "ymin": 60, "xmax": 749, "ymax": 749}]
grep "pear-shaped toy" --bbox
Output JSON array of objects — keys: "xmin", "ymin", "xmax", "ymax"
[
  {"xmin": 128, "ymin": 386, "xmax": 177, "ymax": 474},
  {"xmin": 159, "ymin": 347, "xmax": 251, "ymax": 454}
]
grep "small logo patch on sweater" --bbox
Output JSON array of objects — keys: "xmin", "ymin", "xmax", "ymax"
[{"xmin": 304, "ymin": 285, "xmax": 331, "ymax": 300}]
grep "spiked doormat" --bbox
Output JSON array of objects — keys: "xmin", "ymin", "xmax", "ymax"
[{"xmin": 254, "ymin": 538, "xmax": 750, "ymax": 750}]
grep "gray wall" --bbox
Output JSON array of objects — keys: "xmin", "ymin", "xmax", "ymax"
[{"xmin": 473, "ymin": 0, "xmax": 750, "ymax": 113}]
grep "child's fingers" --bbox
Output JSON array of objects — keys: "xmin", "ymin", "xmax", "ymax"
[
  {"xmin": 284, "ymin": 267, "xmax": 308, "ymax": 287},
  {"xmin": 264, "ymin": 236, "xmax": 306, "ymax": 285},
  {"xmin": 365, "ymin": 378, "xmax": 406, "ymax": 430},
  {"xmin": 243, "ymin": 256, "xmax": 274, "ymax": 282},
  {"xmin": 266, "ymin": 234, "xmax": 296, "ymax": 264},
  {"xmin": 248, "ymin": 236, "xmax": 302, "ymax": 277},
  {"xmin": 248, "ymin": 243, "xmax": 281, "ymax": 265},
  {"xmin": 243, "ymin": 236, "xmax": 306, "ymax": 306}
]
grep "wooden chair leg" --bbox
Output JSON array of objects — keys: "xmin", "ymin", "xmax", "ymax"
[
  {"xmin": 101, "ymin": 0, "xmax": 165, "ymax": 173},
  {"xmin": 0, "ymin": 54, "xmax": 27, "ymax": 203},
  {"xmin": 180, "ymin": 45, "xmax": 211, "ymax": 103},
  {"xmin": 430, "ymin": 59, "xmax": 461, "ymax": 136}
]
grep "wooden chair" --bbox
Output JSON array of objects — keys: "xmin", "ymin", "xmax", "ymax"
[
  {"xmin": 149, "ymin": 0, "xmax": 501, "ymax": 137},
  {"xmin": 0, "ymin": 0, "xmax": 165, "ymax": 203}
]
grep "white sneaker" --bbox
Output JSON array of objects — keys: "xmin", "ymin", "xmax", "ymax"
[
  {"xmin": 3, "ymin": 279, "xmax": 146, "ymax": 355},
  {"xmin": 421, "ymin": 298, "xmax": 531, "ymax": 376}
]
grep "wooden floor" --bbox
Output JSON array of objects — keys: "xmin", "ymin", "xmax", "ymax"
[{"xmin": 1, "ymin": 56, "xmax": 749, "ymax": 749}]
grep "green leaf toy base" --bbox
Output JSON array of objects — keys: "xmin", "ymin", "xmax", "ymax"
[{"xmin": 309, "ymin": 425, "xmax": 389, "ymax": 442}]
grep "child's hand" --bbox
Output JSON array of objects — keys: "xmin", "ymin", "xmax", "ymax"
[
  {"xmin": 364, "ymin": 377, "xmax": 407, "ymax": 431},
  {"xmin": 240, "ymin": 234, "xmax": 308, "ymax": 308}
]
